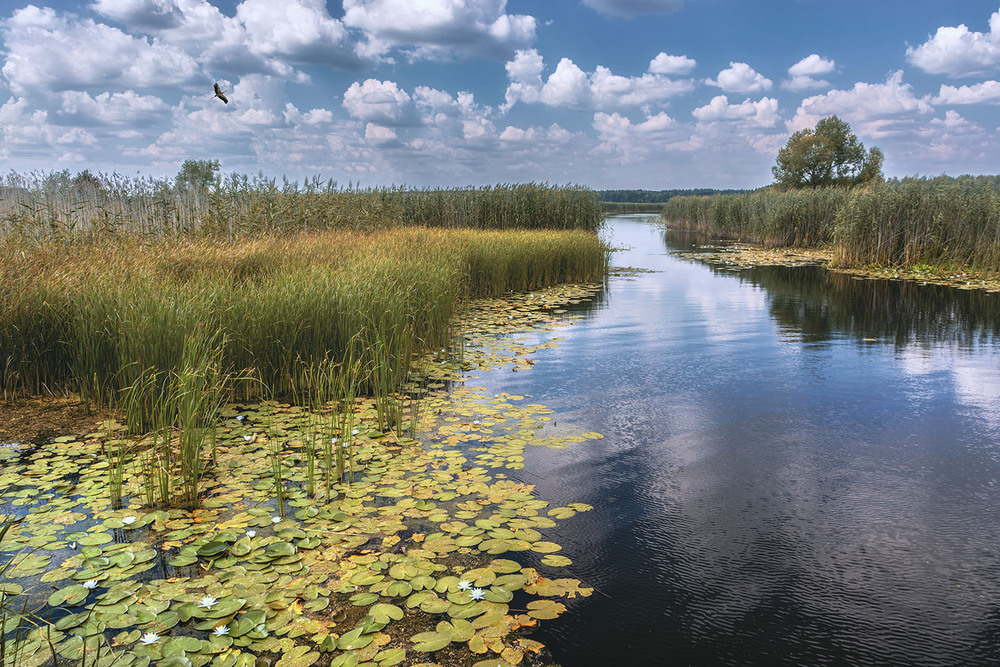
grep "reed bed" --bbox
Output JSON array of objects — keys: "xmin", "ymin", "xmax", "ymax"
[
  {"xmin": 0, "ymin": 228, "xmax": 609, "ymax": 414},
  {"xmin": 833, "ymin": 178, "xmax": 1000, "ymax": 272},
  {"xmin": 662, "ymin": 176, "xmax": 1000, "ymax": 274},
  {"xmin": 0, "ymin": 171, "xmax": 603, "ymax": 241},
  {"xmin": 661, "ymin": 187, "xmax": 849, "ymax": 247}
]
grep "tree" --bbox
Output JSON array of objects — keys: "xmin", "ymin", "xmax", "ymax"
[
  {"xmin": 772, "ymin": 116, "xmax": 883, "ymax": 189},
  {"xmin": 175, "ymin": 159, "xmax": 221, "ymax": 192}
]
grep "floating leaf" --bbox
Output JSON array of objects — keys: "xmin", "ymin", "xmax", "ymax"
[
  {"xmin": 437, "ymin": 618, "xmax": 474, "ymax": 642},
  {"xmin": 540, "ymin": 554, "xmax": 572, "ymax": 567},
  {"xmin": 525, "ymin": 600, "xmax": 566, "ymax": 620},
  {"xmin": 47, "ymin": 584, "xmax": 90, "ymax": 607},
  {"xmin": 267, "ymin": 541, "xmax": 296, "ymax": 557},
  {"xmin": 410, "ymin": 630, "xmax": 452, "ymax": 652},
  {"xmin": 350, "ymin": 592, "xmax": 379, "ymax": 606},
  {"xmin": 337, "ymin": 628, "xmax": 374, "ymax": 651},
  {"xmin": 276, "ymin": 645, "xmax": 320, "ymax": 666},
  {"xmin": 329, "ymin": 652, "xmax": 360, "ymax": 667},
  {"xmin": 530, "ymin": 541, "xmax": 561, "ymax": 554},
  {"xmin": 373, "ymin": 648, "xmax": 405, "ymax": 666},
  {"xmin": 368, "ymin": 603, "xmax": 403, "ymax": 623}
]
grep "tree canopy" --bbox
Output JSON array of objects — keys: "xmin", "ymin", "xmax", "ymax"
[
  {"xmin": 772, "ymin": 116, "xmax": 883, "ymax": 189},
  {"xmin": 175, "ymin": 159, "xmax": 221, "ymax": 192}
]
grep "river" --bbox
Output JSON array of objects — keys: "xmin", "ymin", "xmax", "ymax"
[{"xmin": 469, "ymin": 215, "xmax": 1000, "ymax": 666}]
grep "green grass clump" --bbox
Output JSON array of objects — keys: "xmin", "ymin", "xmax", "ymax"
[{"xmin": 0, "ymin": 228, "xmax": 609, "ymax": 413}]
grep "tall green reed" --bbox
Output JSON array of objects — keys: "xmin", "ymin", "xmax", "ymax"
[
  {"xmin": 1, "ymin": 227, "xmax": 607, "ymax": 405},
  {"xmin": 662, "ymin": 177, "xmax": 1000, "ymax": 275},
  {"xmin": 118, "ymin": 331, "xmax": 231, "ymax": 508}
]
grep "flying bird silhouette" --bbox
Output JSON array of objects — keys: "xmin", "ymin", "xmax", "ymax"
[{"xmin": 213, "ymin": 83, "xmax": 228, "ymax": 104}]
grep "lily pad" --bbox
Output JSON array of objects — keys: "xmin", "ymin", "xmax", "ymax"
[
  {"xmin": 47, "ymin": 584, "xmax": 90, "ymax": 607},
  {"xmin": 410, "ymin": 630, "xmax": 452, "ymax": 652}
]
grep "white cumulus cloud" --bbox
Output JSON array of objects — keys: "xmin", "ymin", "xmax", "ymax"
[
  {"xmin": 342, "ymin": 79, "xmax": 415, "ymax": 125},
  {"xmin": 933, "ymin": 80, "xmax": 1000, "ymax": 105},
  {"xmin": 91, "ymin": 0, "xmax": 185, "ymax": 29},
  {"xmin": 791, "ymin": 71, "xmax": 933, "ymax": 137},
  {"xmin": 1, "ymin": 5, "xmax": 201, "ymax": 95},
  {"xmin": 342, "ymin": 0, "xmax": 536, "ymax": 60},
  {"xmin": 788, "ymin": 54, "xmax": 835, "ymax": 77},
  {"xmin": 707, "ymin": 62, "xmax": 773, "ymax": 94},
  {"xmin": 782, "ymin": 54, "xmax": 835, "ymax": 91},
  {"xmin": 91, "ymin": 0, "xmax": 303, "ymax": 77},
  {"xmin": 237, "ymin": 0, "xmax": 369, "ymax": 69},
  {"xmin": 906, "ymin": 9, "xmax": 1000, "ymax": 77},
  {"xmin": 649, "ymin": 53, "xmax": 696, "ymax": 75},
  {"xmin": 692, "ymin": 95, "xmax": 781, "ymax": 127},
  {"xmin": 502, "ymin": 49, "xmax": 693, "ymax": 111},
  {"xmin": 57, "ymin": 90, "xmax": 170, "ymax": 126}
]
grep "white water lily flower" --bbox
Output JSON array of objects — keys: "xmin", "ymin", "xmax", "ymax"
[
  {"xmin": 271, "ymin": 516, "xmax": 281, "ymax": 524},
  {"xmin": 82, "ymin": 579, "xmax": 98, "ymax": 589},
  {"xmin": 122, "ymin": 516, "xmax": 137, "ymax": 525},
  {"xmin": 469, "ymin": 588, "xmax": 485, "ymax": 600},
  {"xmin": 68, "ymin": 542, "xmax": 77, "ymax": 550},
  {"xmin": 244, "ymin": 435, "xmax": 253, "ymax": 442},
  {"xmin": 457, "ymin": 580, "xmax": 472, "ymax": 590},
  {"xmin": 139, "ymin": 632, "xmax": 159, "ymax": 645},
  {"xmin": 352, "ymin": 429, "xmax": 359, "ymax": 435},
  {"xmin": 331, "ymin": 437, "xmax": 337, "ymax": 444},
  {"xmin": 197, "ymin": 595, "xmax": 217, "ymax": 609},
  {"xmin": 245, "ymin": 530, "xmax": 256, "ymax": 538},
  {"xmin": 213, "ymin": 625, "xmax": 229, "ymax": 636},
  {"xmin": 236, "ymin": 415, "xmax": 244, "ymax": 421}
]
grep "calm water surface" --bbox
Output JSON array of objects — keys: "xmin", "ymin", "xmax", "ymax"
[{"xmin": 471, "ymin": 216, "xmax": 1000, "ymax": 666}]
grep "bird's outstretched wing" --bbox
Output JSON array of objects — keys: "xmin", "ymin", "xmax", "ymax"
[{"xmin": 214, "ymin": 83, "xmax": 228, "ymax": 104}]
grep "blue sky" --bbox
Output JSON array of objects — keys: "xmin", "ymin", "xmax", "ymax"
[{"xmin": 2, "ymin": 0, "xmax": 1000, "ymax": 188}]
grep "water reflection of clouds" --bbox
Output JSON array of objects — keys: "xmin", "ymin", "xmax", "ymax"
[
  {"xmin": 463, "ymin": 218, "xmax": 1000, "ymax": 664},
  {"xmin": 897, "ymin": 345, "xmax": 1000, "ymax": 434}
]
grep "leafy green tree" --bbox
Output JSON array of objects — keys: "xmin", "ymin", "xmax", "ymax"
[
  {"xmin": 175, "ymin": 159, "xmax": 221, "ymax": 192},
  {"xmin": 772, "ymin": 116, "xmax": 883, "ymax": 189}
]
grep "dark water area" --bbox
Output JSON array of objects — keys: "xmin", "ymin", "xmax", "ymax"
[{"xmin": 472, "ymin": 216, "xmax": 1000, "ymax": 666}]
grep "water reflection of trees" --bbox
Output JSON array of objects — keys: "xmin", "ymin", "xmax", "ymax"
[
  {"xmin": 733, "ymin": 264, "xmax": 1000, "ymax": 347},
  {"xmin": 658, "ymin": 226, "xmax": 1000, "ymax": 347}
]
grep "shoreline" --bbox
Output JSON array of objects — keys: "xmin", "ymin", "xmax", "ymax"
[{"xmin": 671, "ymin": 239, "xmax": 1000, "ymax": 292}]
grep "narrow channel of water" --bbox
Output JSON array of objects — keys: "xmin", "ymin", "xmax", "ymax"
[{"xmin": 469, "ymin": 215, "xmax": 1000, "ymax": 666}]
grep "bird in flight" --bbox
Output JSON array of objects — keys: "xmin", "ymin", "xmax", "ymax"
[{"xmin": 214, "ymin": 83, "xmax": 228, "ymax": 104}]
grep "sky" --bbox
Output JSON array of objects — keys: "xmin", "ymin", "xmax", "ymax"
[{"xmin": 2, "ymin": 0, "xmax": 1000, "ymax": 189}]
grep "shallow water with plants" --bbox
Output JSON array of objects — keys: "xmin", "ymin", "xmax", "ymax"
[
  {"xmin": 462, "ymin": 215, "xmax": 1000, "ymax": 666},
  {"xmin": 0, "ymin": 283, "xmax": 606, "ymax": 666}
]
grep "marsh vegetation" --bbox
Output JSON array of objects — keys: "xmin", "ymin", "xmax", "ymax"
[
  {"xmin": 0, "ymin": 174, "xmax": 610, "ymax": 666},
  {"xmin": 661, "ymin": 176, "xmax": 1000, "ymax": 277}
]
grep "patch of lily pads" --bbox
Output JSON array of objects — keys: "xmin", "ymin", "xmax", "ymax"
[{"xmin": 0, "ymin": 283, "xmax": 605, "ymax": 667}]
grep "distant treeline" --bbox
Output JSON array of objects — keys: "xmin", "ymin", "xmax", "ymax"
[
  {"xmin": 599, "ymin": 188, "xmax": 744, "ymax": 203},
  {"xmin": 662, "ymin": 174, "xmax": 1000, "ymax": 275}
]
